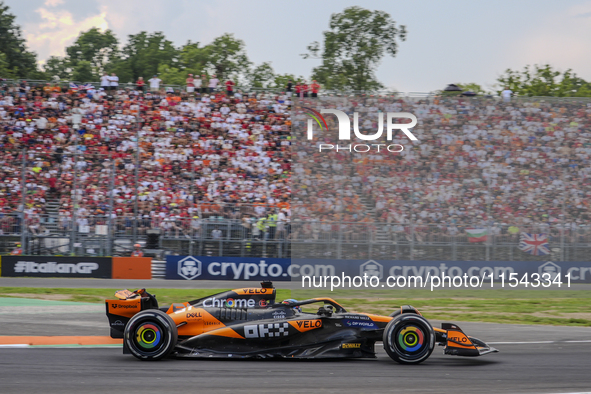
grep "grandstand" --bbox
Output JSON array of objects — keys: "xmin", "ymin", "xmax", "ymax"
[{"xmin": 0, "ymin": 79, "xmax": 590, "ymax": 262}]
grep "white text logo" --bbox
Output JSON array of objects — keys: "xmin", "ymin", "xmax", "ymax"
[
  {"xmin": 307, "ymin": 110, "xmax": 417, "ymax": 141},
  {"xmin": 13, "ymin": 261, "xmax": 99, "ymax": 274}
]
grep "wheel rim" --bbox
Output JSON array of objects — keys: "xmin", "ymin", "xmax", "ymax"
[
  {"xmin": 392, "ymin": 324, "xmax": 430, "ymax": 359},
  {"xmin": 397, "ymin": 325, "xmax": 424, "ymax": 352},
  {"xmin": 134, "ymin": 322, "xmax": 163, "ymax": 351}
]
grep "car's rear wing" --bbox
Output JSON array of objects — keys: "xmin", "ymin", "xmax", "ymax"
[{"xmin": 106, "ymin": 289, "xmax": 159, "ymax": 338}]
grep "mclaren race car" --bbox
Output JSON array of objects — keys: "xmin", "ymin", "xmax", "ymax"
[{"xmin": 106, "ymin": 282, "xmax": 498, "ymax": 364}]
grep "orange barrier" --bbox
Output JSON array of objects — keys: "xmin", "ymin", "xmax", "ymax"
[
  {"xmin": 112, "ymin": 257, "xmax": 152, "ymax": 279},
  {"xmin": 0, "ymin": 336, "xmax": 122, "ymax": 345}
]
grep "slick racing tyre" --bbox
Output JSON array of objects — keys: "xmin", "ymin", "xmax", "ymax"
[
  {"xmin": 383, "ymin": 314, "xmax": 435, "ymax": 364},
  {"xmin": 124, "ymin": 310, "xmax": 178, "ymax": 361}
]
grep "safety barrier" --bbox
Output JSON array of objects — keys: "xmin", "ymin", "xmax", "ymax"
[
  {"xmin": 111, "ymin": 257, "xmax": 151, "ymax": 279},
  {"xmin": 164, "ymin": 256, "xmax": 591, "ymax": 283},
  {"xmin": 6, "ymin": 209, "xmax": 591, "ymax": 262},
  {"xmin": 152, "ymin": 260, "xmax": 166, "ymax": 279},
  {"xmin": 2, "ymin": 255, "xmax": 589, "ymax": 284}
]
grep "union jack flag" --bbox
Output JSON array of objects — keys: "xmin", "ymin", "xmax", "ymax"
[
  {"xmin": 69, "ymin": 83, "xmax": 94, "ymax": 91},
  {"xmin": 519, "ymin": 233, "xmax": 550, "ymax": 256}
]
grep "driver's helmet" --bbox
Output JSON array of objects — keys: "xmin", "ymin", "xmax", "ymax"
[{"xmin": 282, "ymin": 299, "xmax": 302, "ymax": 313}]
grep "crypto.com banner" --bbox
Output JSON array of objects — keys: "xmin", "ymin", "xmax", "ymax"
[
  {"xmin": 164, "ymin": 256, "xmax": 591, "ymax": 284},
  {"xmin": 290, "ymin": 96, "xmax": 421, "ymax": 270}
]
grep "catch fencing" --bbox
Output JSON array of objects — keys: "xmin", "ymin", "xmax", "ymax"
[
  {"xmin": 2, "ymin": 211, "xmax": 590, "ymax": 262},
  {"xmin": 1, "ymin": 147, "xmax": 588, "ymax": 260}
]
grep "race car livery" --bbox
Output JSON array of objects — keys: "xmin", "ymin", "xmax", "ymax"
[{"xmin": 106, "ymin": 282, "xmax": 498, "ymax": 364}]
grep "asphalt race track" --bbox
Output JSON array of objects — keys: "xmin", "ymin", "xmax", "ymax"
[
  {"xmin": 1, "ymin": 279, "xmax": 591, "ymax": 393},
  {"xmin": 1, "ymin": 342, "xmax": 591, "ymax": 393}
]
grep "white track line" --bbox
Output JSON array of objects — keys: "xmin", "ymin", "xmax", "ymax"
[
  {"xmin": 488, "ymin": 340, "xmax": 591, "ymax": 345},
  {"xmin": 0, "ymin": 344, "xmax": 121, "ymax": 348}
]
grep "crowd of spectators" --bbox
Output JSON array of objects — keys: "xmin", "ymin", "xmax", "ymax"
[
  {"xmin": 292, "ymin": 95, "xmax": 591, "ymax": 244},
  {"xmin": 1, "ymin": 77, "xmax": 591, "ymax": 246},
  {"xmin": 0, "ymin": 78, "xmax": 290, "ymax": 239}
]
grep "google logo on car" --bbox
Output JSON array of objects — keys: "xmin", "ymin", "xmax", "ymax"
[{"xmin": 225, "ymin": 298, "xmax": 236, "ymax": 308}]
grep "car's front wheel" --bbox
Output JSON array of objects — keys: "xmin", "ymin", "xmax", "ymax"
[
  {"xmin": 124, "ymin": 310, "xmax": 177, "ymax": 361},
  {"xmin": 383, "ymin": 314, "xmax": 435, "ymax": 364}
]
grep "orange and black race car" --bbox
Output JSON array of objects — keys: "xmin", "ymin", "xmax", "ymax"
[{"xmin": 106, "ymin": 281, "xmax": 498, "ymax": 364}]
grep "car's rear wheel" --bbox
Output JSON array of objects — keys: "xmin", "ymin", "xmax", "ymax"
[
  {"xmin": 383, "ymin": 314, "xmax": 435, "ymax": 364},
  {"xmin": 124, "ymin": 310, "xmax": 177, "ymax": 361}
]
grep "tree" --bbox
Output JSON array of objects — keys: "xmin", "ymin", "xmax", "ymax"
[
  {"xmin": 157, "ymin": 63, "xmax": 186, "ymax": 86},
  {"xmin": 42, "ymin": 28, "xmax": 119, "ymax": 81},
  {"xmin": 496, "ymin": 64, "xmax": 591, "ymax": 97},
  {"xmin": 273, "ymin": 73, "xmax": 304, "ymax": 90},
  {"xmin": 66, "ymin": 28, "xmax": 118, "ymax": 78},
  {"xmin": 557, "ymin": 70, "xmax": 591, "ymax": 97},
  {"xmin": 0, "ymin": 1, "xmax": 39, "ymax": 78},
  {"xmin": 456, "ymin": 83, "xmax": 487, "ymax": 94},
  {"xmin": 107, "ymin": 58, "xmax": 133, "ymax": 84},
  {"xmin": 303, "ymin": 6, "xmax": 406, "ymax": 92},
  {"xmin": 71, "ymin": 61, "xmax": 94, "ymax": 82},
  {"xmin": 0, "ymin": 52, "xmax": 16, "ymax": 78},
  {"xmin": 44, "ymin": 56, "xmax": 70, "ymax": 81},
  {"xmin": 116, "ymin": 31, "xmax": 180, "ymax": 82},
  {"xmin": 248, "ymin": 62, "xmax": 275, "ymax": 88},
  {"xmin": 179, "ymin": 41, "xmax": 209, "ymax": 76},
  {"xmin": 204, "ymin": 33, "xmax": 251, "ymax": 82}
]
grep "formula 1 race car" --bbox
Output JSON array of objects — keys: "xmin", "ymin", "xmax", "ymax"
[{"xmin": 106, "ymin": 282, "xmax": 498, "ymax": 364}]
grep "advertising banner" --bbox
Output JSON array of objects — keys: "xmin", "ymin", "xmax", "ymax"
[
  {"xmin": 112, "ymin": 257, "xmax": 152, "ymax": 279},
  {"xmin": 165, "ymin": 256, "xmax": 291, "ymax": 281},
  {"xmin": 0, "ymin": 256, "xmax": 112, "ymax": 278},
  {"xmin": 292, "ymin": 259, "xmax": 591, "ymax": 283},
  {"xmin": 166, "ymin": 256, "xmax": 591, "ymax": 284}
]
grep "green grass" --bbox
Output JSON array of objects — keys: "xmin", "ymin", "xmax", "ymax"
[
  {"xmin": 291, "ymin": 288, "xmax": 591, "ymax": 326},
  {"xmin": 1, "ymin": 287, "xmax": 590, "ymax": 327}
]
